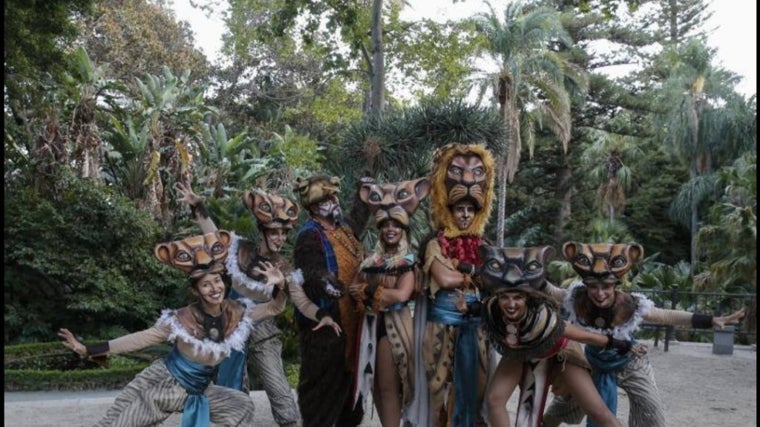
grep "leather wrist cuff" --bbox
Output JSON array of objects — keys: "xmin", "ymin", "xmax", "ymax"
[
  {"xmin": 465, "ymin": 300, "xmax": 483, "ymax": 317},
  {"xmin": 85, "ymin": 342, "xmax": 110, "ymax": 357},
  {"xmin": 691, "ymin": 313, "xmax": 714, "ymax": 329}
]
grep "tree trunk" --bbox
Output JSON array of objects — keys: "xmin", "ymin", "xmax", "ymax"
[
  {"xmin": 554, "ymin": 165, "xmax": 573, "ymax": 245},
  {"xmin": 369, "ymin": 0, "xmax": 384, "ymax": 116}
]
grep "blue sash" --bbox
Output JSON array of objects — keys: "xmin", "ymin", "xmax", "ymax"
[
  {"xmin": 295, "ymin": 219, "xmax": 340, "ymax": 326},
  {"xmin": 214, "ymin": 288, "xmax": 247, "ymax": 390},
  {"xmin": 428, "ymin": 290, "xmax": 482, "ymax": 427},
  {"xmin": 164, "ymin": 347, "xmax": 216, "ymax": 427},
  {"xmin": 584, "ymin": 342, "xmax": 634, "ymax": 427}
]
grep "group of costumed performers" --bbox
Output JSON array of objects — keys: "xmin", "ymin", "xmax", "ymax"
[
  {"xmin": 58, "ymin": 139, "xmax": 748, "ymax": 427},
  {"xmin": 174, "ymin": 182, "xmax": 341, "ymax": 427},
  {"xmin": 541, "ymin": 242, "xmax": 746, "ymax": 427},
  {"xmin": 348, "ymin": 177, "xmax": 431, "ymax": 427},
  {"xmin": 291, "ymin": 173, "xmax": 374, "ymax": 427},
  {"xmin": 59, "ymin": 230, "xmax": 287, "ymax": 427},
  {"xmin": 457, "ymin": 244, "xmax": 632, "ymax": 427},
  {"xmin": 418, "ymin": 143, "xmax": 496, "ymax": 427}
]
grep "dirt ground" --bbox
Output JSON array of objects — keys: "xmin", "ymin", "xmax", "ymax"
[{"xmin": 4, "ymin": 339, "xmax": 756, "ymax": 426}]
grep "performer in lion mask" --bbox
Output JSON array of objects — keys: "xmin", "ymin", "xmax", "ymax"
[{"xmin": 419, "ymin": 143, "xmax": 495, "ymax": 427}]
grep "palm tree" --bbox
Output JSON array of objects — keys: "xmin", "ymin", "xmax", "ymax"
[
  {"xmin": 659, "ymin": 37, "xmax": 747, "ymax": 271},
  {"xmin": 469, "ymin": 1, "xmax": 587, "ymax": 246},
  {"xmin": 581, "ymin": 130, "xmax": 643, "ymax": 222}
]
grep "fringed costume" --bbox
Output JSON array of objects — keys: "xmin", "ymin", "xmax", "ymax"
[
  {"xmin": 185, "ymin": 187, "xmax": 321, "ymax": 427},
  {"xmin": 351, "ymin": 177, "xmax": 431, "ymax": 425},
  {"xmin": 544, "ymin": 242, "xmax": 731, "ymax": 427},
  {"xmin": 83, "ymin": 232, "xmax": 287, "ymax": 427},
  {"xmin": 419, "ymin": 143, "xmax": 496, "ymax": 427},
  {"xmin": 292, "ymin": 174, "xmax": 371, "ymax": 427}
]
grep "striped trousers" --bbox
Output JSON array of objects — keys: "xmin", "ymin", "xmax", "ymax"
[
  {"xmin": 543, "ymin": 354, "xmax": 666, "ymax": 427},
  {"xmin": 94, "ymin": 358, "xmax": 255, "ymax": 427}
]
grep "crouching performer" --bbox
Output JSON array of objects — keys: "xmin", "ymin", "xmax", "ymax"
[
  {"xmin": 58, "ymin": 230, "xmax": 286, "ymax": 427},
  {"xmin": 463, "ymin": 244, "xmax": 627, "ymax": 427}
]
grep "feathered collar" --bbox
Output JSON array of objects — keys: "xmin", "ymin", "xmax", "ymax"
[
  {"xmin": 360, "ymin": 248, "xmax": 415, "ymax": 273},
  {"xmin": 226, "ymin": 232, "xmax": 304, "ymax": 297},
  {"xmin": 157, "ymin": 300, "xmax": 252, "ymax": 360},
  {"xmin": 564, "ymin": 280, "xmax": 654, "ymax": 340}
]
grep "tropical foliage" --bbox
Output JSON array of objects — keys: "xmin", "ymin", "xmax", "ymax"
[{"xmin": 3, "ymin": 0, "xmax": 755, "ymax": 349}]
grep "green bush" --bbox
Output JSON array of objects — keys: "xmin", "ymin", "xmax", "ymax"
[{"xmin": 4, "ymin": 341, "xmax": 169, "ymax": 391}]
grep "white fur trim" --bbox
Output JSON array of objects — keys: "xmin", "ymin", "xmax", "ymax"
[
  {"xmin": 288, "ymin": 269, "xmax": 304, "ymax": 287},
  {"xmin": 156, "ymin": 307, "xmax": 255, "ymax": 359},
  {"xmin": 564, "ymin": 280, "xmax": 655, "ymax": 340},
  {"xmin": 226, "ymin": 233, "xmax": 275, "ymax": 297}
]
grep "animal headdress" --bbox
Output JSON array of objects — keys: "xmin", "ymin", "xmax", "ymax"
[
  {"xmin": 429, "ymin": 143, "xmax": 495, "ymax": 238},
  {"xmin": 243, "ymin": 189, "xmax": 300, "ymax": 230},
  {"xmin": 358, "ymin": 177, "xmax": 431, "ymax": 229},
  {"xmin": 562, "ymin": 242, "xmax": 644, "ymax": 286},
  {"xmin": 154, "ymin": 231, "xmax": 232, "ymax": 279},
  {"xmin": 478, "ymin": 244, "xmax": 554, "ymax": 297},
  {"xmin": 292, "ymin": 175, "xmax": 341, "ymax": 208}
]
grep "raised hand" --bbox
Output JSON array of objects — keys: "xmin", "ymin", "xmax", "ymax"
[
  {"xmin": 58, "ymin": 328, "xmax": 87, "ymax": 357},
  {"xmin": 312, "ymin": 316, "xmax": 342, "ymax": 336},
  {"xmin": 174, "ymin": 181, "xmax": 204, "ymax": 207},
  {"xmin": 713, "ymin": 307, "xmax": 746, "ymax": 329},
  {"xmin": 252, "ymin": 261, "xmax": 285, "ymax": 290}
]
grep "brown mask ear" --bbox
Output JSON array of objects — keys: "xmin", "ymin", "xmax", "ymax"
[
  {"xmin": 539, "ymin": 245, "xmax": 556, "ymax": 264},
  {"xmin": 359, "ymin": 183, "xmax": 373, "ymax": 205},
  {"xmin": 563, "ymin": 241, "xmax": 581, "ymax": 261},
  {"xmin": 414, "ymin": 177, "xmax": 431, "ymax": 200},
  {"xmin": 155, "ymin": 243, "xmax": 173, "ymax": 264},
  {"xmin": 242, "ymin": 191, "xmax": 255, "ymax": 211},
  {"xmin": 216, "ymin": 230, "xmax": 231, "ymax": 247},
  {"xmin": 293, "ymin": 177, "xmax": 308, "ymax": 192},
  {"xmin": 627, "ymin": 243, "xmax": 644, "ymax": 263}
]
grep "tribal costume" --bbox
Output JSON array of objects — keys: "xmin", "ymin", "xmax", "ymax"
[
  {"xmin": 544, "ymin": 242, "xmax": 734, "ymax": 427},
  {"xmin": 187, "ymin": 188, "xmax": 324, "ymax": 426},
  {"xmin": 419, "ymin": 143, "xmax": 496, "ymax": 427},
  {"xmin": 292, "ymin": 174, "xmax": 371, "ymax": 427},
  {"xmin": 351, "ymin": 178, "xmax": 430, "ymax": 425},
  {"xmin": 81, "ymin": 231, "xmax": 287, "ymax": 427}
]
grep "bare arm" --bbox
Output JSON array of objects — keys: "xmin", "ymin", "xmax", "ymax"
[
  {"xmin": 430, "ymin": 258, "xmax": 469, "ymax": 290},
  {"xmin": 175, "ymin": 182, "xmax": 218, "ymax": 233},
  {"xmin": 644, "ymin": 307, "xmax": 745, "ymax": 329}
]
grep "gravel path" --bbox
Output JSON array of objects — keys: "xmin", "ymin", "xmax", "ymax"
[{"xmin": 5, "ymin": 340, "xmax": 755, "ymax": 426}]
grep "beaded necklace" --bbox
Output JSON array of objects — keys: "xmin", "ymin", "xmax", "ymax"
[{"xmin": 325, "ymin": 224, "xmax": 362, "ymax": 258}]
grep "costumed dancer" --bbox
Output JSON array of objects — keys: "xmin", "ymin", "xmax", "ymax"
[
  {"xmin": 175, "ymin": 183, "xmax": 341, "ymax": 427},
  {"xmin": 542, "ymin": 242, "xmax": 746, "ymax": 427},
  {"xmin": 419, "ymin": 143, "xmax": 495, "ymax": 427},
  {"xmin": 459, "ymin": 244, "xmax": 628, "ymax": 427},
  {"xmin": 58, "ymin": 231, "xmax": 287, "ymax": 427},
  {"xmin": 348, "ymin": 177, "xmax": 431, "ymax": 426},
  {"xmin": 291, "ymin": 174, "xmax": 374, "ymax": 427}
]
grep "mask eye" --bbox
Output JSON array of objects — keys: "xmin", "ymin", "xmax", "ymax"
[
  {"xmin": 176, "ymin": 251, "xmax": 191, "ymax": 262},
  {"xmin": 611, "ymin": 256, "xmax": 626, "ymax": 267},
  {"xmin": 210, "ymin": 242, "xmax": 225, "ymax": 255},
  {"xmin": 448, "ymin": 166, "xmax": 463, "ymax": 176},
  {"xmin": 397, "ymin": 189, "xmax": 409, "ymax": 199},
  {"xmin": 473, "ymin": 167, "xmax": 485, "ymax": 177},
  {"xmin": 575, "ymin": 255, "xmax": 590, "ymax": 266},
  {"xmin": 526, "ymin": 261, "xmax": 540, "ymax": 271},
  {"xmin": 488, "ymin": 261, "xmax": 501, "ymax": 270},
  {"xmin": 287, "ymin": 208, "xmax": 296, "ymax": 216},
  {"xmin": 259, "ymin": 203, "xmax": 271, "ymax": 213},
  {"xmin": 369, "ymin": 192, "xmax": 381, "ymax": 202}
]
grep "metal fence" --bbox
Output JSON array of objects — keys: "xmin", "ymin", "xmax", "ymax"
[{"xmin": 631, "ymin": 286, "xmax": 757, "ymax": 351}]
